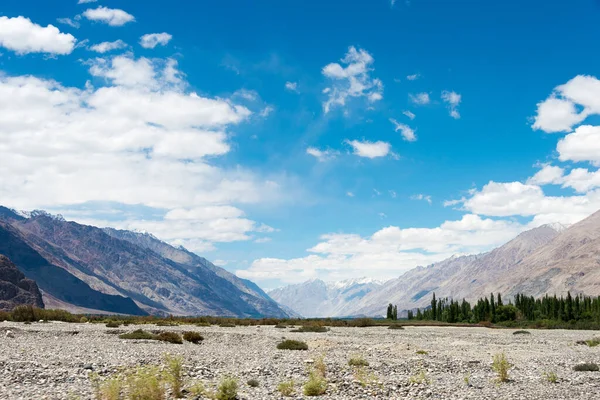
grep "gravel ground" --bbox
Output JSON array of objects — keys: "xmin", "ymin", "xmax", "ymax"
[{"xmin": 1, "ymin": 321, "xmax": 599, "ymax": 399}]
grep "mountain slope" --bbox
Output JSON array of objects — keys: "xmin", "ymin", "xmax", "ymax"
[
  {"xmin": 268, "ymin": 278, "xmax": 383, "ymax": 317},
  {"xmin": 0, "ymin": 207, "xmax": 289, "ymax": 317},
  {"xmin": 0, "ymin": 222, "xmax": 145, "ymax": 315},
  {"xmin": 0, "ymin": 255, "xmax": 44, "ymax": 311}
]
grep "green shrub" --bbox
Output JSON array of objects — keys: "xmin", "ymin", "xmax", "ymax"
[
  {"xmin": 416, "ymin": 350, "xmax": 428, "ymax": 355},
  {"xmin": 277, "ymin": 339, "xmax": 308, "ymax": 350},
  {"xmin": 11, "ymin": 305, "xmax": 36, "ymax": 322},
  {"xmin": 277, "ymin": 380, "xmax": 295, "ymax": 396},
  {"xmin": 164, "ymin": 355, "xmax": 183, "ymax": 398},
  {"xmin": 513, "ymin": 330, "xmax": 530, "ymax": 335},
  {"xmin": 492, "ymin": 352, "xmax": 511, "ymax": 382},
  {"xmin": 349, "ymin": 318, "xmax": 376, "ymax": 327},
  {"xmin": 291, "ymin": 325, "xmax": 329, "ymax": 333},
  {"xmin": 584, "ymin": 338, "xmax": 600, "ymax": 347},
  {"xmin": 219, "ymin": 323, "xmax": 236, "ymax": 328},
  {"xmin": 156, "ymin": 321, "xmax": 178, "ymax": 327},
  {"xmin": 348, "ymin": 355, "xmax": 369, "ymax": 367},
  {"xmin": 195, "ymin": 322, "xmax": 211, "ymax": 327},
  {"xmin": 388, "ymin": 324, "xmax": 404, "ymax": 330},
  {"xmin": 182, "ymin": 331, "xmax": 204, "ymax": 344},
  {"xmin": 80, "ymin": 316, "xmax": 88, "ymax": 323},
  {"xmin": 303, "ymin": 371, "xmax": 327, "ymax": 396},
  {"xmin": 573, "ymin": 363, "xmax": 599, "ymax": 372},
  {"xmin": 216, "ymin": 377, "xmax": 238, "ymax": 400},
  {"xmin": 119, "ymin": 329, "xmax": 155, "ymax": 340},
  {"xmin": 247, "ymin": 378, "xmax": 259, "ymax": 388},
  {"xmin": 275, "ymin": 324, "xmax": 287, "ymax": 329},
  {"xmin": 155, "ymin": 331, "xmax": 183, "ymax": 344},
  {"xmin": 105, "ymin": 321, "xmax": 121, "ymax": 328}
]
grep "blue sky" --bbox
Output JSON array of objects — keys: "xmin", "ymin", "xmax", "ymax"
[{"xmin": 1, "ymin": 0, "xmax": 600, "ymax": 289}]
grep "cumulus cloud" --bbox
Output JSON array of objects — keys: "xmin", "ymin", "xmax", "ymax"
[
  {"xmin": 0, "ymin": 16, "xmax": 76, "ymax": 55},
  {"xmin": 409, "ymin": 92, "xmax": 430, "ymax": 105},
  {"xmin": 0, "ymin": 53, "xmax": 282, "ymax": 252},
  {"xmin": 406, "ymin": 74, "xmax": 420, "ymax": 81},
  {"xmin": 237, "ymin": 214, "xmax": 525, "ymax": 283},
  {"xmin": 557, "ymin": 125, "xmax": 600, "ymax": 165},
  {"xmin": 140, "ymin": 33, "xmax": 172, "ymax": 49},
  {"xmin": 89, "ymin": 40, "xmax": 127, "ymax": 53},
  {"xmin": 441, "ymin": 90, "xmax": 461, "ymax": 119},
  {"xmin": 533, "ymin": 75, "xmax": 600, "ymax": 133},
  {"xmin": 527, "ymin": 164, "xmax": 564, "ymax": 186},
  {"xmin": 345, "ymin": 139, "xmax": 391, "ymax": 159},
  {"xmin": 83, "ymin": 7, "xmax": 135, "ymax": 26},
  {"xmin": 528, "ymin": 164, "xmax": 600, "ymax": 193},
  {"xmin": 390, "ymin": 118, "xmax": 416, "ymax": 141},
  {"xmin": 322, "ymin": 46, "xmax": 383, "ymax": 113}
]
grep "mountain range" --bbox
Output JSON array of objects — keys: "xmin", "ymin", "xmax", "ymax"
[
  {"xmin": 271, "ymin": 210, "xmax": 600, "ymax": 318},
  {"xmin": 0, "ymin": 206, "xmax": 290, "ymax": 318}
]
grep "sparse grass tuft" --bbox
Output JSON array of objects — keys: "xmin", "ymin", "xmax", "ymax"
[
  {"xmin": 353, "ymin": 366, "xmax": 379, "ymax": 387},
  {"xmin": 492, "ymin": 352, "xmax": 511, "ymax": 382},
  {"xmin": 513, "ymin": 330, "xmax": 531, "ymax": 335},
  {"xmin": 219, "ymin": 323, "xmax": 236, "ymax": 328},
  {"xmin": 409, "ymin": 370, "xmax": 431, "ymax": 385},
  {"xmin": 91, "ymin": 374, "xmax": 122, "ymax": 400},
  {"xmin": 543, "ymin": 371, "xmax": 558, "ymax": 383},
  {"xmin": 277, "ymin": 339, "xmax": 308, "ymax": 350},
  {"xmin": 182, "ymin": 331, "xmax": 204, "ymax": 344},
  {"xmin": 215, "ymin": 377, "xmax": 238, "ymax": 400},
  {"xmin": 105, "ymin": 321, "xmax": 121, "ymax": 328},
  {"xmin": 164, "ymin": 354, "xmax": 183, "ymax": 398},
  {"xmin": 188, "ymin": 381, "xmax": 207, "ymax": 397},
  {"xmin": 584, "ymin": 338, "xmax": 600, "ymax": 347},
  {"xmin": 349, "ymin": 318, "xmax": 376, "ymax": 327},
  {"xmin": 275, "ymin": 324, "xmax": 287, "ymax": 329},
  {"xmin": 195, "ymin": 322, "xmax": 211, "ymax": 327},
  {"xmin": 348, "ymin": 355, "xmax": 369, "ymax": 367},
  {"xmin": 416, "ymin": 350, "xmax": 428, "ymax": 355},
  {"xmin": 314, "ymin": 355, "xmax": 327, "ymax": 377},
  {"xmin": 126, "ymin": 365, "xmax": 166, "ymax": 400},
  {"xmin": 247, "ymin": 378, "xmax": 259, "ymax": 388},
  {"xmin": 155, "ymin": 320, "xmax": 179, "ymax": 327},
  {"xmin": 277, "ymin": 380, "xmax": 295, "ymax": 396},
  {"xmin": 290, "ymin": 325, "xmax": 329, "ymax": 333},
  {"xmin": 303, "ymin": 371, "xmax": 327, "ymax": 396},
  {"xmin": 573, "ymin": 362, "xmax": 599, "ymax": 372}
]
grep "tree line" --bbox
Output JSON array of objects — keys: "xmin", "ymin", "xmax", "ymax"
[{"xmin": 386, "ymin": 292, "xmax": 600, "ymax": 325}]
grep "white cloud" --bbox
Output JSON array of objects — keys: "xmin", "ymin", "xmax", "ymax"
[
  {"xmin": 306, "ymin": 147, "xmax": 337, "ymax": 161},
  {"xmin": 322, "ymin": 46, "xmax": 383, "ymax": 113},
  {"xmin": 441, "ymin": 90, "xmax": 461, "ymax": 119},
  {"xmin": 285, "ymin": 81, "xmax": 298, "ymax": 92},
  {"xmin": 57, "ymin": 18, "xmax": 80, "ymax": 29},
  {"xmin": 406, "ymin": 74, "xmax": 420, "ymax": 81},
  {"xmin": 411, "ymin": 194, "xmax": 432, "ymax": 204},
  {"xmin": 402, "ymin": 110, "xmax": 416, "ymax": 120},
  {"xmin": 255, "ymin": 237, "xmax": 272, "ymax": 243},
  {"xmin": 0, "ymin": 53, "xmax": 280, "ymax": 252},
  {"xmin": 390, "ymin": 118, "xmax": 417, "ymax": 142},
  {"xmin": 557, "ymin": 125, "xmax": 600, "ymax": 165},
  {"xmin": 0, "ymin": 16, "xmax": 76, "ymax": 55},
  {"xmin": 532, "ymin": 75, "xmax": 600, "ymax": 133},
  {"xmin": 140, "ymin": 33, "xmax": 172, "ymax": 49},
  {"xmin": 78, "ymin": 0, "xmax": 98, "ymax": 3},
  {"xmin": 89, "ymin": 40, "xmax": 127, "ymax": 53},
  {"xmin": 259, "ymin": 106, "xmax": 274, "ymax": 117},
  {"xmin": 389, "ymin": 190, "xmax": 397, "ymax": 198},
  {"xmin": 83, "ymin": 7, "xmax": 135, "ymax": 26},
  {"xmin": 527, "ymin": 164, "xmax": 564, "ymax": 185},
  {"xmin": 346, "ymin": 191, "xmax": 355, "ymax": 197},
  {"xmin": 409, "ymin": 92, "xmax": 430, "ymax": 105},
  {"xmin": 238, "ymin": 214, "xmax": 525, "ymax": 283},
  {"xmin": 345, "ymin": 139, "xmax": 391, "ymax": 159}
]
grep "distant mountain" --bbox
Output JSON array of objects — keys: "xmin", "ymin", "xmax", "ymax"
[
  {"xmin": 268, "ymin": 277, "xmax": 383, "ymax": 317},
  {"xmin": 0, "ymin": 207, "xmax": 290, "ymax": 318},
  {"xmin": 0, "ymin": 255, "xmax": 44, "ymax": 312}
]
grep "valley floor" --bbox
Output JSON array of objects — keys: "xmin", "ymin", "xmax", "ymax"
[{"xmin": 1, "ymin": 322, "xmax": 599, "ymax": 399}]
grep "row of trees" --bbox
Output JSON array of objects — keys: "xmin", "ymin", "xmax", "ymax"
[
  {"xmin": 386, "ymin": 303, "xmax": 398, "ymax": 320},
  {"xmin": 390, "ymin": 292, "xmax": 600, "ymax": 324}
]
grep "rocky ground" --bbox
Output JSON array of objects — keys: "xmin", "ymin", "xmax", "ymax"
[{"xmin": 1, "ymin": 321, "xmax": 599, "ymax": 399}]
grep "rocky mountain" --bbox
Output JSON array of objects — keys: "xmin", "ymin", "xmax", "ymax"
[
  {"xmin": 0, "ymin": 206, "xmax": 290, "ymax": 318},
  {"xmin": 0, "ymin": 255, "xmax": 44, "ymax": 311},
  {"xmin": 268, "ymin": 277, "xmax": 383, "ymax": 317}
]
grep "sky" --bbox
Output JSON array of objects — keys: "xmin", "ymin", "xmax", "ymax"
[{"xmin": 1, "ymin": 0, "xmax": 600, "ymax": 290}]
